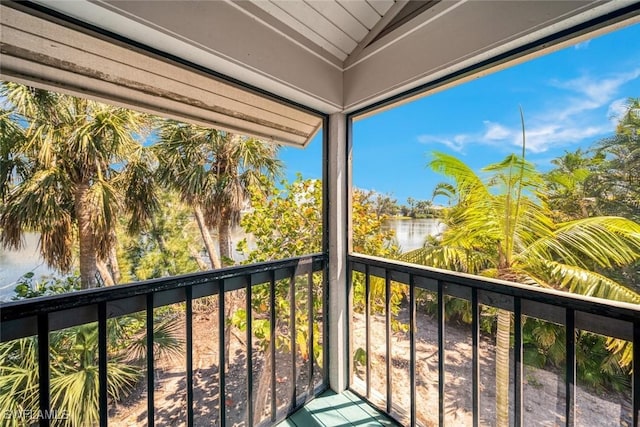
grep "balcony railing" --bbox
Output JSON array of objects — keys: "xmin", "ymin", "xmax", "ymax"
[
  {"xmin": 348, "ymin": 253, "xmax": 640, "ymax": 427},
  {"xmin": 0, "ymin": 254, "xmax": 327, "ymax": 427},
  {"xmin": 4, "ymin": 251, "xmax": 639, "ymax": 426}
]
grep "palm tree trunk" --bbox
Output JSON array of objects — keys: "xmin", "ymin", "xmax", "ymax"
[
  {"xmin": 218, "ymin": 215, "xmax": 233, "ymax": 266},
  {"xmin": 108, "ymin": 230, "xmax": 121, "ymax": 284},
  {"xmin": 193, "ymin": 204, "xmax": 221, "ymax": 269},
  {"xmin": 218, "ymin": 212, "xmax": 240, "ymax": 371},
  {"xmin": 496, "ymin": 309, "xmax": 511, "ymax": 427},
  {"xmin": 75, "ymin": 182, "xmax": 97, "ymax": 289},
  {"xmin": 253, "ymin": 337, "xmax": 273, "ymax": 421},
  {"xmin": 150, "ymin": 215, "xmax": 174, "ymax": 274},
  {"xmin": 96, "ymin": 260, "xmax": 115, "ymax": 286},
  {"xmin": 188, "ymin": 245, "xmax": 208, "ymax": 271}
]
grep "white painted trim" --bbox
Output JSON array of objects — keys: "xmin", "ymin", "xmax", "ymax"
[
  {"xmin": 344, "ymin": 0, "xmax": 468, "ymax": 71},
  {"xmin": 328, "ymin": 113, "xmax": 349, "ymax": 392},
  {"xmin": 344, "ymin": 0, "xmax": 408, "ymax": 67}
]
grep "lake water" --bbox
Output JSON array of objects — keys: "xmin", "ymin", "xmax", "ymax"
[
  {"xmin": 0, "ymin": 228, "xmax": 254, "ymax": 301},
  {"xmin": 0, "ymin": 233, "xmax": 56, "ymax": 300},
  {"xmin": 382, "ymin": 217, "xmax": 444, "ymax": 252},
  {"xmin": 0, "ymin": 219, "xmax": 441, "ymax": 300}
]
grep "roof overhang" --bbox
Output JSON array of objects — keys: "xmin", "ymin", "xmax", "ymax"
[
  {"xmin": 0, "ymin": 3, "xmax": 324, "ymax": 148},
  {"xmin": 2, "ymin": 0, "xmax": 640, "ymax": 145}
]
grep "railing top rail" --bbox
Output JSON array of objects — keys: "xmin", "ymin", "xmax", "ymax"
[
  {"xmin": 349, "ymin": 253, "xmax": 640, "ymax": 321},
  {"xmin": 1, "ymin": 253, "xmax": 326, "ymax": 322}
]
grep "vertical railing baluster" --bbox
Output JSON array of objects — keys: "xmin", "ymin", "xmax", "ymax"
[
  {"xmin": 246, "ymin": 276, "xmax": 254, "ymax": 426},
  {"xmin": 365, "ymin": 264, "xmax": 371, "ymax": 399},
  {"xmin": 438, "ymin": 280, "xmax": 445, "ymax": 427},
  {"xmin": 514, "ymin": 298, "xmax": 523, "ymax": 427},
  {"xmin": 186, "ymin": 287, "xmax": 194, "ymax": 427},
  {"xmin": 307, "ymin": 271, "xmax": 314, "ymax": 397},
  {"xmin": 270, "ymin": 271, "xmax": 277, "ymax": 422},
  {"xmin": 634, "ymin": 320, "xmax": 640, "ymax": 427},
  {"xmin": 472, "ymin": 288, "xmax": 480, "ymax": 427},
  {"xmin": 146, "ymin": 294, "xmax": 154, "ymax": 427},
  {"xmin": 409, "ymin": 275, "xmax": 416, "ymax": 427},
  {"xmin": 385, "ymin": 270, "xmax": 392, "ymax": 415},
  {"xmin": 290, "ymin": 271, "xmax": 296, "ymax": 410},
  {"xmin": 38, "ymin": 314, "xmax": 50, "ymax": 427},
  {"xmin": 98, "ymin": 303, "xmax": 108, "ymax": 427},
  {"xmin": 219, "ymin": 281, "xmax": 226, "ymax": 427},
  {"xmin": 565, "ymin": 309, "xmax": 576, "ymax": 427}
]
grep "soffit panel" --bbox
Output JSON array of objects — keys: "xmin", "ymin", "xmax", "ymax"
[
  {"xmin": 251, "ymin": 0, "xmax": 397, "ymax": 61},
  {"xmin": 27, "ymin": 0, "xmax": 344, "ymax": 114},
  {"xmin": 5, "ymin": 0, "xmax": 638, "ymax": 120},
  {"xmin": 0, "ymin": 4, "xmax": 323, "ymax": 147},
  {"xmin": 369, "ymin": 0, "xmax": 396, "ymax": 16},
  {"xmin": 306, "ymin": 1, "xmax": 369, "ymax": 42},
  {"xmin": 338, "ymin": 0, "xmax": 382, "ymax": 29},
  {"xmin": 343, "ymin": 0, "xmax": 639, "ymax": 113}
]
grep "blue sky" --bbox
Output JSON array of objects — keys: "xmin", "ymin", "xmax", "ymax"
[{"xmin": 279, "ymin": 22, "xmax": 640, "ymax": 205}]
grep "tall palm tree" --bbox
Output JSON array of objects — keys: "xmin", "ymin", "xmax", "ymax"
[
  {"xmin": 546, "ymin": 148, "xmax": 603, "ymax": 220},
  {"xmin": 404, "ymin": 151, "xmax": 640, "ymax": 426},
  {"xmin": 155, "ymin": 120, "xmax": 281, "ymax": 267},
  {"xmin": 0, "ymin": 82, "xmax": 157, "ymax": 288},
  {"xmin": 590, "ymin": 98, "xmax": 640, "ymax": 222},
  {"xmin": 208, "ymin": 134, "xmax": 281, "ymax": 263}
]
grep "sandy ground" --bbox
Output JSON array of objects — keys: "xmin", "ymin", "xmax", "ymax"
[
  {"xmin": 109, "ymin": 305, "xmax": 631, "ymax": 426},
  {"xmin": 110, "ymin": 303, "xmax": 322, "ymax": 427},
  {"xmin": 351, "ymin": 311, "xmax": 632, "ymax": 427}
]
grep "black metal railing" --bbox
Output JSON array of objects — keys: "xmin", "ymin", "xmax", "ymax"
[
  {"xmin": 0, "ymin": 254, "xmax": 327, "ymax": 427},
  {"xmin": 348, "ymin": 253, "xmax": 640, "ymax": 427}
]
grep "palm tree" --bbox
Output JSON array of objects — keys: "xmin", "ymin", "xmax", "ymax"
[
  {"xmin": 404, "ymin": 151, "xmax": 640, "ymax": 426},
  {"xmin": 208, "ymin": 134, "xmax": 281, "ymax": 264},
  {"xmin": 0, "ymin": 82, "xmax": 157, "ymax": 288},
  {"xmin": 155, "ymin": 120, "xmax": 281, "ymax": 267},
  {"xmin": 590, "ymin": 98, "xmax": 640, "ymax": 222},
  {"xmin": 546, "ymin": 148, "xmax": 603, "ymax": 220},
  {"xmin": 0, "ymin": 312, "xmax": 182, "ymax": 426},
  {"xmin": 155, "ymin": 120, "xmax": 281, "ymax": 376}
]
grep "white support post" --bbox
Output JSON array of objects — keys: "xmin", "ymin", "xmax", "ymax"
[{"xmin": 328, "ymin": 113, "xmax": 350, "ymax": 392}]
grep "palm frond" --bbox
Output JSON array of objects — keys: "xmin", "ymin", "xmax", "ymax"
[
  {"xmin": 537, "ymin": 260, "xmax": 640, "ymax": 304},
  {"xmin": 402, "ymin": 244, "xmax": 493, "ymax": 274},
  {"xmin": 126, "ymin": 315, "xmax": 184, "ymax": 361},
  {"xmin": 525, "ymin": 216, "xmax": 640, "ymax": 269},
  {"xmin": 429, "ymin": 151, "xmax": 489, "ymax": 204}
]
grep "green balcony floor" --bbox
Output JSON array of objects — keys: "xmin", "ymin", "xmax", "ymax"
[{"xmin": 278, "ymin": 390, "xmax": 401, "ymax": 427}]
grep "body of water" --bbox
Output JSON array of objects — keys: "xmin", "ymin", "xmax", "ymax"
[
  {"xmin": 382, "ymin": 217, "xmax": 444, "ymax": 252},
  {"xmin": 0, "ymin": 233, "xmax": 55, "ymax": 300},
  {"xmin": 0, "ymin": 228, "xmax": 254, "ymax": 301},
  {"xmin": 0, "ymin": 219, "xmax": 440, "ymax": 300}
]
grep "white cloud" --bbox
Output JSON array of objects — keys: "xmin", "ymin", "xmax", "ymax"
[
  {"xmin": 414, "ymin": 68, "xmax": 640, "ymax": 155},
  {"xmin": 552, "ymin": 69, "xmax": 640, "ymax": 105},
  {"xmin": 417, "ymin": 134, "xmax": 467, "ymax": 152},
  {"xmin": 607, "ymin": 98, "xmax": 629, "ymax": 124},
  {"xmin": 573, "ymin": 40, "xmax": 591, "ymax": 50},
  {"xmin": 523, "ymin": 124, "xmax": 607, "ymax": 153},
  {"xmin": 483, "ymin": 121, "xmax": 511, "ymax": 140}
]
